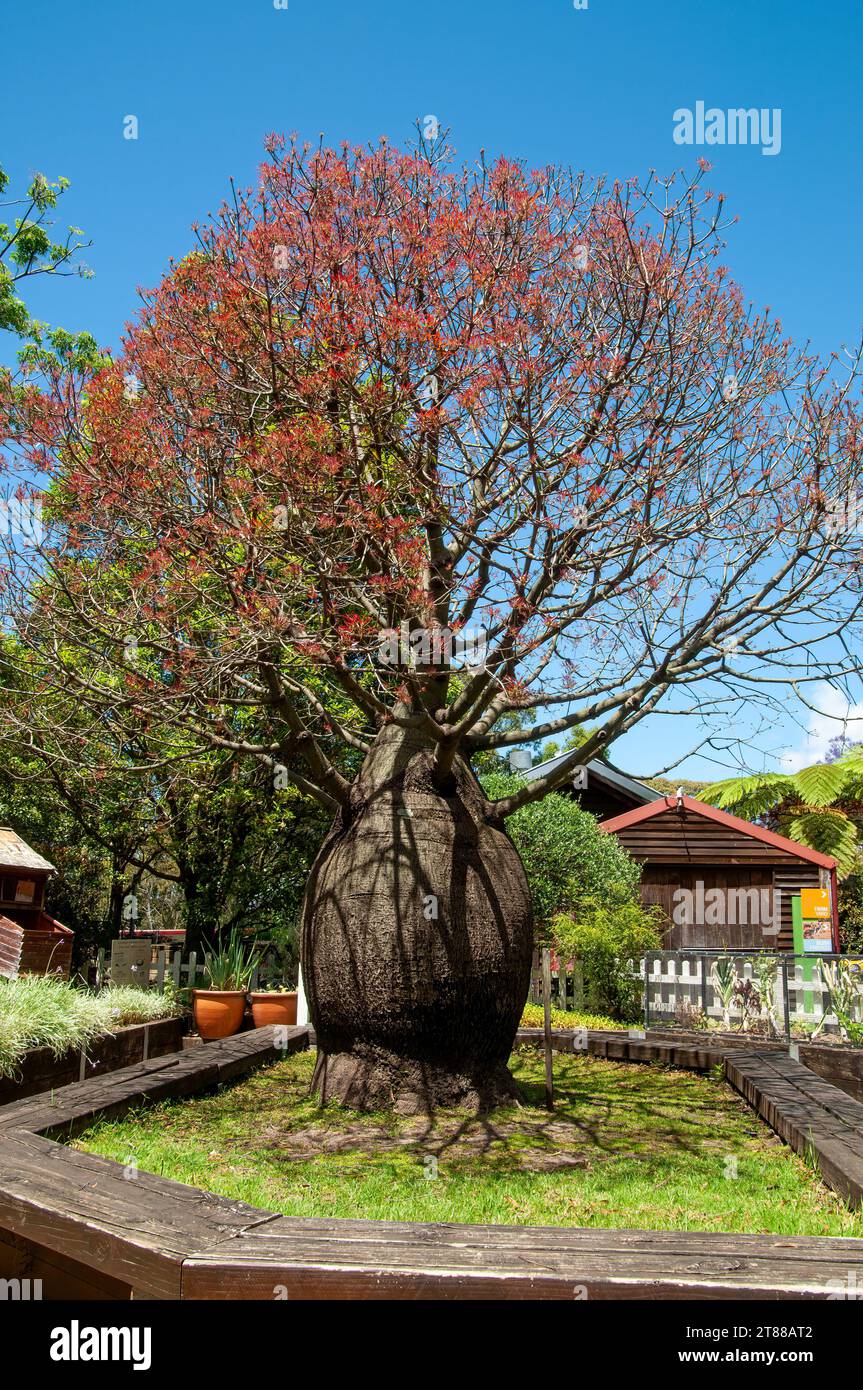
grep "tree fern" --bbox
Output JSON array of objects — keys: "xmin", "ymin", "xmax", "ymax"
[
  {"xmin": 792, "ymin": 761, "xmax": 850, "ymax": 808},
  {"xmin": 833, "ymin": 750, "xmax": 863, "ymax": 804},
  {"xmin": 783, "ymin": 811, "xmax": 859, "ymax": 877},
  {"xmin": 702, "ymin": 756, "xmax": 863, "ymax": 879},
  {"xmin": 698, "ymin": 773, "xmax": 791, "ymax": 818}
]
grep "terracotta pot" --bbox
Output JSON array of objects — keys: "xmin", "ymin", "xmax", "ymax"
[
  {"xmin": 193, "ymin": 989, "xmax": 247, "ymax": 1040},
  {"xmin": 250, "ymin": 991, "xmax": 298, "ymax": 1028}
]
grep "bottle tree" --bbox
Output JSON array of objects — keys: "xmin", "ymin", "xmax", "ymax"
[{"xmin": 3, "ymin": 136, "xmax": 862, "ymax": 1111}]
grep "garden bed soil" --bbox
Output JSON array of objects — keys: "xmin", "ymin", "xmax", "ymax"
[
  {"xmin": 646, "ymin": 1027, "xmax": 863, "ymax": 1103},
  {"xmin": 0, "ymin": 1016, "xmax": 187, "ymax": 1104}
]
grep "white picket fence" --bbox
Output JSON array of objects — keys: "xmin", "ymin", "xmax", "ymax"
[
  {"xmin": 529, "ymin": 954, "xmax": 584, "ymax": 1011},
  {"xmin": 643, "ymin": 951, "xmax": 863, "ymax": 1034},
  {"xmin": 95, "ymin": 942, "xmax": 292, "ymax": 992},
  {"xmin": 96, "ymin": 946, "xmax": 205, "ymax": 991},
  {"xmin": 529, "ymin": 948, "xmax": 863, "ymax": 1036}
]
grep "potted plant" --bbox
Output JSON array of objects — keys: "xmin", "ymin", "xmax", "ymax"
[
  {"xmin": 193, "ymin": 930, "xmax": 258, "ymax": 1040},
  {"xmin": 249, "ymin": 977, "xmax": 298, "ymax": 1029}
]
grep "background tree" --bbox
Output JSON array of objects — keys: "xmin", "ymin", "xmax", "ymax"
[
  {"xmin": 647, "ymin": 776, "xmax": 708, "ymax": 797},
  {"xmin": 0, "ymin": 760, "xmax": 115, "ymax": 961},
  {"xmin": 0, "ymin": 161, "xmax": 327, "ymax": 972},
  {"xmin": 0, "ymin": 161, "xmax": 98, "ymax": 370},
  {"xmin": 0, "ymin": 633, "xmax": 330, "ymax": 961},
  {"xmin": 539, "ymin": 724, "xmax": 607, "ymax": 765},
  {"xmin": 479, "ymin": 770, "xmax": 643, "ymax": 926},
  {"xmin": 480, "ymin": 769, "xmax": 662, "ymax": 1019},
  {"xmin": 701, "ymin": 750, "xmax": 863, "ymax": 876},
  {"xmin": 3, "ymin": 137, "xmax": 863, "ymax": 1111}
]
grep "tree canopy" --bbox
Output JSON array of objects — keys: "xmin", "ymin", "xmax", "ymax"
[{"xmin": 2, "ymin": 136, "xmax": 862, "ymax": 820}]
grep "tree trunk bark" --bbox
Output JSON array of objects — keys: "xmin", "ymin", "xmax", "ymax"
[
  {"xmin": 301, "ymin": 718, "xmax": 534, "ymax": 1114},
  {"xmin": 179, "ymin": 879, "xmax": 208, "ymax": 960}
]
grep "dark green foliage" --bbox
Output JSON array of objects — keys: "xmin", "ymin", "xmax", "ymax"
[
  {"xmin": 0, "ymin": 162, "xmax": 101, "ymax": 370},
  {"xmin": 480, "ymin": 771, "xmax": 642, "ymax": 925},
  {"xmin": 552, "ymin": 899, "xmax": 663, "ymax": 1021}
]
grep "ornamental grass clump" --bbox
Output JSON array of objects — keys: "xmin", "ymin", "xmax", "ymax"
[{"xmin": 0, "ymin": 974, "xmax": 180, "ymax": 1079}]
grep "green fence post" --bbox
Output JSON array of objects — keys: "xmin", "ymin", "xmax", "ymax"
[{"xmin": 791, "ymin": 894, "xmax": 815, "ymax": 1020}]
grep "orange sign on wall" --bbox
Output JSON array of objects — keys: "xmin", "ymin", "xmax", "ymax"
[
  {"xmin": 801, "ymin": 888, "xmax": 830, "ymax": 920},
  {"xmin": 801, "ymin": 887, "xmax": 832, "ymax": 952}
]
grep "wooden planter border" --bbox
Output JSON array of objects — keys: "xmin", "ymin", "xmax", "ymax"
[
  {"xmin": 645, "ymin": 1026, "xmax": 863, "ymax": 1103},
  {"xmin": 515, "ymin": 1028, "xmax": 863, "ymax": 1209},
  {"xmin": 1, "ymin": 1025, "xmax": 863, "ymax": 1300}
]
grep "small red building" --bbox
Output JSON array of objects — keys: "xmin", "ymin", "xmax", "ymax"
[
  {"xmin": 0, "ymin": 828, "xmax": 74, "ymax": 979},
  {"xmin": 600, "ymin": 795, "xmax": 840, "ymax": 952}
]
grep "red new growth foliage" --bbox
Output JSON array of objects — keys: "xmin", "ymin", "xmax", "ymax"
[{"xmin": 1, "ymin": 138, "xmax": 862, "ymax": 811}]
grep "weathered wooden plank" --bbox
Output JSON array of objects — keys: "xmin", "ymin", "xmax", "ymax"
[
  {"xmin": 189, "ymin": 1211, "xmax": 863, "ymax": 1263},
  {"xmin": 3, "ymin": 1019, "xmax": 862, "ymax": 1302},
  {"xmin": 0, "ymin": 1025, "xmax": 308, "ymax": 1138},
  {"xmin": 725, "ymin": 1051, "xmax": 863, "ymax": 1208},
  {"xmin": 0, "ymin": 1226, "xmax": 134, "ymax": 1300},
  {"xmin": 0, "ymin": 1056, "xmax": 218, "ymax": 1137},
  {"xmin": 180, "ymin": 1216, "xmax": 863, "ymax": 1301},
  {"xmin": 515, "ymin": 1027, "xmax": 733, "ymax": 1071},
  {"xmin": 0, "ymin": 1025, "xmax": 312, "ymax": 1297},
  {"xmin": 0, "ymin": 1017, "xmax": 186, "ymax": 1107},
  {"xmin": 179, "ymin": 1261, "xmax": 837, "ymax": 1301},
  {"xmin": 0, "ymin": 1128, "xmax": 281, "ymax": 1299}
]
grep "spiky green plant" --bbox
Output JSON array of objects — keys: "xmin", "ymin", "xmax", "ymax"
[
  {"xmin": 753, "ymin": 956, "xmax": 779, "ymax": 1035},
  {"xmin": 201, "ymin": 929, "xmax": 258, "ymax": 992},
  {"xmin": 817, "ymin": 959, "xmax": 863, "ymax": 1042},
  {"xmin": 711, "ymin": 957, "xmax": 738, "ymax": 1029},
  {"xmin": 700, "ymin": 751, "xmax": 863, "ymax": 878}
]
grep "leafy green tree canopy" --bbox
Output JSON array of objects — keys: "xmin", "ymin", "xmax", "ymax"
[
  {"xmin": 480, "ymin": 771, "xmax": 642, "ymax": 925},
  {"xmin": 0, "ymin": 161, "xmax": 100, "ymax": 371}
]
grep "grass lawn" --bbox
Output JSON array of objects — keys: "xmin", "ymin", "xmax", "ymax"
[{"xmin": 72, "ymin": 1049, "xmax": 863, "ymax": 1237}]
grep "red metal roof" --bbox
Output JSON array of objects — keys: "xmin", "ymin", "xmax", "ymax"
[{"xmin": 599, "ymin": 794, "xmax": 838, "ymax": 870}]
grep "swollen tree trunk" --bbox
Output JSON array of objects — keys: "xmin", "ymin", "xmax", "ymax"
[{"xmin": 301, "ymin": 719, "xmax": 534, "ymax": 1114}]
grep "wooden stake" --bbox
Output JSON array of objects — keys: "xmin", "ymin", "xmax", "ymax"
[{"xmin": 541, "ymin": 945, "xmax": 554, "ymax": 1111}]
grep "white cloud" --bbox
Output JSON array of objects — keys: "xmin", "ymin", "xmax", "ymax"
[{"xmin": 779, "ymin": 683, "xmax": 863, "ymax": 771}]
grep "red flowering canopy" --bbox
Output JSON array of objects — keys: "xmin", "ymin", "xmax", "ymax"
[{"xmin": 3, "ymin": 137, "xmax": 862, "ymax": 811}]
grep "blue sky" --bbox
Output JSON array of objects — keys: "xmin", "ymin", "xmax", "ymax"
[{"xmin": 3, "ymin": 0, "xmax": 862, "ymax": 780}]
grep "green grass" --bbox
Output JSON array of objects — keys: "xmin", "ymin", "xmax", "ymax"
[
  {"xmin": 0, "ymin": 975, "xmax": 181, "ymax": 1079},
  {"xmin": 72, "ymin": 1049, "xmax": 863, "ymax": 1237}
]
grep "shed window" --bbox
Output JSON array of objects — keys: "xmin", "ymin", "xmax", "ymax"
[{"xmin": 14, "ymin": 879, "xmax": 35, "ymax": 904}]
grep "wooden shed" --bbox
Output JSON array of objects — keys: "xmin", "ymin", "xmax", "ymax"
[
  {"xmin": 0, "ymin": 829, "xmax": 73, "ymax": 980},
  {"xmin": 600, "ymin": 794, "xmax": 839, "ymax": 952}
]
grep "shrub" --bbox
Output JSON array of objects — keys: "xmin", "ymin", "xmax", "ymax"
[
  {"xmin": 481, "ymin": 771, "xmax": 663, "ymax": 1022},
  {"xmin": 479, "ymin": 772, "xmax": 642, "ymax": 924},
  {"xmin": 839, "ymin": 866, "xmax": 863, "ymax": 953},
  {"xmin": 550, "ymin": 892, "xmax": 663, "ymax": 1021},
  {"xmin": 519, "ymin": 1001, "xmax": 627, "ymax": 1032}
]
